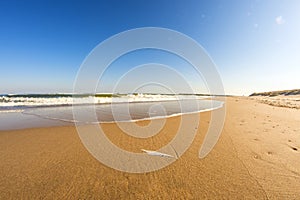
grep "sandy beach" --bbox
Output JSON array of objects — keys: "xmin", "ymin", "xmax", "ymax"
[
  {"xmin": 0, "ymin": 97, "xmax": 299, "ymax": 199},
  {"xmin": 2, "ymin": 0, "xmax": 299, "ymax": 199}
]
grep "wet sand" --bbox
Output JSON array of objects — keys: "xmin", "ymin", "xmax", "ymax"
[{"xmin": 0, "ymin": 97, "xmax": 299, "ymax": 199}]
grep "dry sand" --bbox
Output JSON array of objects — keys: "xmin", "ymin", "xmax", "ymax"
[
  {"xmin": 251, "ymin": 95, "xmax": 300, "ymax": 109},
  {"xmin": 0, "ymin": 97, "xmax": 299, "ymax": 199}
]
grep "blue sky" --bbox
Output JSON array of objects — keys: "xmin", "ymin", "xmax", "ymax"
[{"xmin": 0, "ymin": 0, "xmax": 299, "ymax": 95}]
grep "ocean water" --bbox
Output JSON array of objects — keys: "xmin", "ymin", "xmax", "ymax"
[{"xmin": 0, "ymin": 94, "xmax": 223, "ymax": 130}]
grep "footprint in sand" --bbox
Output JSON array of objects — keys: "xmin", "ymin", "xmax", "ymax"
[
  {"xmin": 291, "ymin": 146, "xmax": 298, "ymax": 151},
  {"xmin": 287, "ymin": 144, "xmax": 298, "ymax": 151},
  {"xmin": 253, "ymin": 154, "xmax": 261, "ymax": 159}
]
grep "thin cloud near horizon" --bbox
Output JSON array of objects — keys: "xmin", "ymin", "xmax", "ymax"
[{"xmin": 275, "ymin": 15, "xmax": 285, "ymax": 25}]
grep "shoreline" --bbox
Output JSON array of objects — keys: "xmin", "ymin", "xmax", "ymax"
[
  {"xmin": 0, "ymin": 97, "xmax": 299, "ymax": 199},
  {"xmin": 0, "ymin": 99, "xmax": 223, "ymax": 131}
]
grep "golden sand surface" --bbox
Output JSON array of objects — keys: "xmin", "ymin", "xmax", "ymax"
[{"xmin": 0, "ymin": 97, "xmax": 299, "ymax": 199}]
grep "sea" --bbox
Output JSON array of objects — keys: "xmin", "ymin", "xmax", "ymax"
[{"xmin": 0, "ymin": 93, "xmax": 224, "ymax": 130}]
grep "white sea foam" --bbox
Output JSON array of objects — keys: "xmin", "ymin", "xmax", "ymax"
[
  {"xmin": 0, "ymin": 94, "xmax": 207, "ymax": 108},
  {"xmin": 0, "ymin": 109, "xmax": 24, "ymax": 113}
]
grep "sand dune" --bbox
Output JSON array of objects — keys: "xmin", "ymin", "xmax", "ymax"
[
  {"xmin": 0, "ymin": 97, "xmax": 299, "ymax": 199},
  {"xmin": 250, "ymin": 89, "xmax": 300, "ymax": 97},
  {"xmin": 250, "ymin": 89, "xmax": 300, "ymax": 109},
  {"xmin": 251, "ymin": 95, "xmax": 300, "ymax": 109}
]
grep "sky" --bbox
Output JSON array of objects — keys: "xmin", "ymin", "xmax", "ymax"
[{"xmin": 0, "ymin": 0, "xmax": 299, "ymax": 95}]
